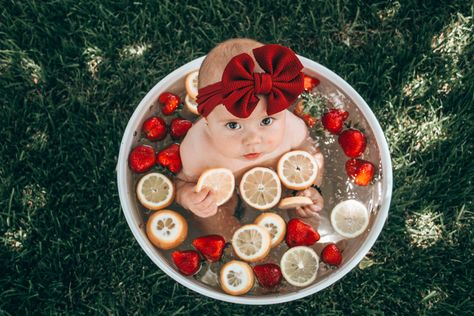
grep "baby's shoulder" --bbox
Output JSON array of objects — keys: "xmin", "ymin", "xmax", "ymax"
[{"xmin": 179, "ymin": 119, "xmax": 211, "ymax": 177}]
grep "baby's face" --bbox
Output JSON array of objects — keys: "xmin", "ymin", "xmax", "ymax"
[{"xmin": 205, "ymin": 98, "xmax": 286, "ymax": 161}]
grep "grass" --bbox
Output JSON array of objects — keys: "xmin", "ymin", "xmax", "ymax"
[{"xmin": 1, "ymin": 0, "xmax": 473, "ymax": 314}]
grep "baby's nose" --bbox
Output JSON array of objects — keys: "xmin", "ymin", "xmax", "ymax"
[{"xmin": 243, "ymin": 131, "xmax": 262, "ymax": 146}]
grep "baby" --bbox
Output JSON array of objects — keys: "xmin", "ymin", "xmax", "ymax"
[{"xmin": 175, "ymin": 39, "xmax": 324, "ymax": 240}]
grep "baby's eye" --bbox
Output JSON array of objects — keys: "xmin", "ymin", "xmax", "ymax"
[
  {"xmin": 260, "ymin": 117, "xmax": 274, "ymax": 126},
  {"xmin": 225, "ymin": 122, "xmax": 241, "ymax": 130}
]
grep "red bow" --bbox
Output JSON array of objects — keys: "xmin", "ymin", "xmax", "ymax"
[{"xmin": 196, "ymin": 44, "xmax": 304, "ymax": 118}]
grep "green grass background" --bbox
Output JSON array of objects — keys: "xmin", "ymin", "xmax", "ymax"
[{"xmin": 1, "ymin": 0, "xmax": 473, "ymax": 314}]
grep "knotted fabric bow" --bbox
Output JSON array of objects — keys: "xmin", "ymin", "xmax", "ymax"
[{"xmin": 196, "ymin": 44, "xmax": 304, "ymax": 118}]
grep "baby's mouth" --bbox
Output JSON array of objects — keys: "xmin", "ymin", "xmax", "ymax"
[{"xmin": 243, "ymin": 152, "xmax": 262, "ymax": 160}]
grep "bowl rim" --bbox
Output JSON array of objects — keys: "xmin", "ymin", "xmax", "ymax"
[{"xmin": 117, "ymin": 55, "xmax": 393, "ymax": 305}]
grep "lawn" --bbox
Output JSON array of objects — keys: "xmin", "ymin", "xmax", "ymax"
[{"xmin": 1, "ymin": 0, "xmax": 473, "ymax": 314}]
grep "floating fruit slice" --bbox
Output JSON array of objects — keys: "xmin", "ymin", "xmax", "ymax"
[
  {"xmin": 239, "ymin": 167, "xmax": 282, "ymax": 210},
  {"xmin": 219, "ymin": 260, "xmax": 254, "ymax": 295},
  {"xmin": 278, "ymin": 196, "xmax": 313, "ymax": 210},
  {"xmin": 185, "ymin": 70, "xmax": 199, "ymax": 100},
  {"xmin": 231, "ymin": 224, "xmax": 271, "ymax": 262},
  {"xmin": 195, "ymin": 168, "xmax": 235, "ymax": 206},
  {"xmin": 185, "ymin": 94, "xmax": 200, "ymax": 115},
  {"xmin": 136, "ymin": 173, "xmax": 175, "ymax": 210},
  {"xmin": 280, "ymin": 246, "xmax": 319, "ymax": 287},
  {"xmin": 146, "ymin": 210, "xmax": 188, "ymax": 249},
  {"xmin": 277, "ymin": 150, "xmax": 318, "ymax": 190},
  {"xmin": 254, "ymin": 212, "xmax": 286, "ymax": 248},
  {"xmin": 330, "ymin": 199, "xmax": 369, "ymax": 238}
]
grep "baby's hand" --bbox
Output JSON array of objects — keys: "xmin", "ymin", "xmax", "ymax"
[
  {"xmin": 295, "ymin": 187, "xmax": 324, "ymax": 218},
  {"xmin": 176, "ymin": 182, "xmax": 218, "ymax": 218}
]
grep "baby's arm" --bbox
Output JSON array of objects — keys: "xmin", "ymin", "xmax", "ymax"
[{"xmin": 174, "ymin": 130, "xmax": 218, "ymax": 218}]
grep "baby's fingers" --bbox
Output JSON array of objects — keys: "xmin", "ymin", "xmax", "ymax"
[{"xmin": 192, "ymin": 186, "xmax": 212, "ymax": 203}]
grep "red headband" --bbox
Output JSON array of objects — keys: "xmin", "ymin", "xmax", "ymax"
[{"xmin": 196, "ymin": 44, "xmax": 304, "ymax": 118}]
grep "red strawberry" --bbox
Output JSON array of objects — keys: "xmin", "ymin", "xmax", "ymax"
[
  {"xmin": 170, "ymin": 118, "xmax": 192, "ymax": 139},
  {"xmin": 285, "ymin": 218, "xmax": 320, "ymax": 247},
  {"xmin": 157, "ymin": 143, "xmax": 182, "ymax": 173},
  {"xmin": 322, "ymin": 109, "xmax": 349, "ymax": 134},
  {"xmin": 192, "ymin": 235, "xmax": 226, "ymax": 262},
  {"xmin": 345, "ymin": 158, "xmax": 375, "ymax": 186},
  {"xmin": 253, "ymin": 263, "xmax": 282, "ymax": 288},
  {"xmin": 128, "ymin": 145, "xmax": 155, "ymax": 173},
  {"xmin": 302, "ymin": 114, "xmax": 318, "ymax": 128},
  {"xmin": 321, "ymin": 243, "xmax": 342, "ymax": 266},
  {"xmin": 158, "ymin": 92, "xmax": 181, "ymax": 115},
  {"xmin": 338, "ymin": 128, "xmax": 367, "ymax": 158},
  {"xmin": 142, "ymin": 116, "xmax": 167, "ymax": 141},
  {"xmin": 171, "ymin": 250, "xmax": 201, "ymax": 276},
  {"xmin": 303, "ymin": 74, "xmax": 320, "ymax": 91}
]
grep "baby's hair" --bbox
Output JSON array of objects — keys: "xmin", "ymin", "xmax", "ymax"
[{"xmin": 198, "ymin": 38, "xmax": 263, "ymax": 89}]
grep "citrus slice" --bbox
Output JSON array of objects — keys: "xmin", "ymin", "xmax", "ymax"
[
  {"xmin": 254, "ymin": 212, "xmax": 286, "ymax": 248},
  {"xmin": 219, "ymin": 260, "xmax": 254, "ymax": 295},
  {"xmin": 195, "ymin": 168, "xmax": 235, "ymax": 206},
  {"xmin": 239, "ymin": 167, "xmax": 282, "ymax": 210},
  {"xmin": 231, "ymin": 224, "xmax": 271, "ymax": 262},
  {"xmin": 185, "ymin": 94, "xmax": 200, "ymax": 115},
  {"xmin": 185, "ymin": 70, "xmax": 199, "ymax": 100},
  {"xmin": 136, "ymin": 172, "xmax": 175, "ymax": 210},
  {"xmin": 146, "ymin": 210, "xmax": 188, "ymax": 249},
  {"xmin": 278, "ymin": 196, "xmax": 313, "ymax": 210},
  {"xmin": 280, "ymin": 246, "xmax": 319, "ymax": 287},
  {"xmin": 277, "ymin": 150, "xmax": 318, "ymax": 190},
  {"xmin": 330, "ymin": 199, "xmax": 369, "ymax": 238}
]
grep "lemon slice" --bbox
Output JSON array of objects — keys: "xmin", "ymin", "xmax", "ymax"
[
  {"xmin": 195, "ymin": 168, "xmax": 235, "ymax": 206},
  {"xmin": 231, "ymin": 224, "xmax": 271, "ymax": 262},
  {"xmin": 278, "ymin": 196, "xmax": 313, "ymax": 210},
  {"xmin": 277, "ymin": 150, "xmax": 318, "ymax": 190},
  {"xmin": 219, "ymin": 260, "xmax": 254, "ymax": 295},
  {"xmin": 330, "ymin": 199, "xmax": 369, "ymax": 238},
  {"xmin": 146, "ymin": 210, "xmax": 188, "ymax": 250},
  {"xmin": 239, "ymin": 167, "xmax": 282, "ymax": 210},
  {"xmin": 185, "ymin": 94, "xmax": 200, "ymax": 115},
  {"xmin": 136, "ymin": 173, "xmax": 175, "ymax": 210},
  {"xmin": 185, "ymin": 70, "xmax": 199, "ymax": 100},
  {"xmin": 280, "ymin": 246, "xmax": 319, "ymax": 287},
  {"xmin": 254, "ymin": 212, "xmax": 286, "ymax": 248}
]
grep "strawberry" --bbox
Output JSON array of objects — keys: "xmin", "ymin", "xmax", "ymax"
[
  {"xmin": 142, "ymin": 116, "xmax": 167, "ymax": 141},
  {"xmin": 128, "ymin": 145, "xmax": 155, "ymax": 173},
  {"xmin": 170, "ymin": 118, "xmax": 192, "ymax": 139},
  {"xmin": 171, "ymin": 250, "xmax": 201, "ymax": 276},
  {"xmin": 192, "ymin": 235, "xmax": 226, "ymax": 262},
  {"xmin": 285, "ymin": 218, "xmax": 320, "ymax": 247},
  {"xmin": 158, "ymin": 92, "xmax": 181, "ymax": 115},
  {"xmin": 294, "ymin": 100, "xmax": 318, "ymax": 128},
  {"xmin": 321, "ymin": 109, "xmax": 349, "ymax": 134},
  {"xmin": 345, "ymin": 158, "xmax": 375, "ymax": 186},
  {"xmin": 303, "ymin": 74, "xmax": 320, "ymax": 91},
  {"xmin": 253, "ymin": 263, "xmax": 282, "ymax": 288},
  {"xmin": 321, "ymin": 243, "xmax": 342, "ymax": 266},
  {"xmin": 338, "ymin": 128, "xmax": 367, "ymax": 158},
  {"xmin": 157, "ymin": 143, "xmax": 182, "ymax": 173}
]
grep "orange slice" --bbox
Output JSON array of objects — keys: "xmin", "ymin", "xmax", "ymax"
[
  {"xmin": 277, "ymin": 150, "xmax": 318, "ymax": 190},
  {"xmin": 195, "ymin": 168, "xmax": 235, "ymax": 206},
  {"xmin": 146, "ymin": 210, "xmax": 188, "ymax": 249},
  {"xmin": 136, "ymin": 172, "xmax": 175, "ymax": 210},
  {"xmin": 239, "ymin": 167, "xmax": 281, "ymax": 210},
  {"xmin": 185, "ymin": 70, "xmax": 199, "ymax": 100},
  {"xmin": 185, "ymin": 94, "xmax": 200, "ymax": 115},
  {"xmin": 254, "ymin": 212, "xmax": 286, "ymax": 248},
  {"xmin": 280, "ymin": 246, "xmax": 319, "ymax": 287},
  {"xmin": 278, "ymin": 196, "xmax": 313, "ymax": 210},
  {"xmin": 219, "ymin": 260, "xmax": 254, "ymax": 295},
  {"xmin": 231, "ymin": 224, "xmax": 271, "ymax": 262},
  {"xmin": 330, "ymin": 199, "xmax": 369, "ymax": 238}
]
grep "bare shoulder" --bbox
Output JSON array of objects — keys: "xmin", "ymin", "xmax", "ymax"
[
  {"xmin": 286, "ymin": 110, "xmax": 309, "ymax": 149},
  {"xmin": 179, "ymin": 118, "xmax": 209, "ymax": 180}
]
